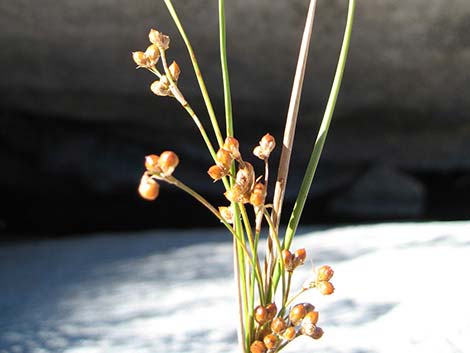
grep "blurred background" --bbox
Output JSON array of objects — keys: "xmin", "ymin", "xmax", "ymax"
[{"xmin": 1, "ymin": 0, "xmax": 470, "ymax": 238}]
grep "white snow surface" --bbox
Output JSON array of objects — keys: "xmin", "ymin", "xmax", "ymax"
[{"xmin": 1, "ymin": 222, "xmax": 469, "ymax": 353}]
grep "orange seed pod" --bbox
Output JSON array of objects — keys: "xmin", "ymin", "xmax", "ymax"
[
  {"xmin": 132, "ymin": 51, "xmax": 148, "ymax": 67},
  {"xmin": 144, "ymin": 44, "xmax": 160, "ymax": 66},
  {"xmin": 271, "ymin": 317, "xmax": 287, "ymax": 333},
  {"xmin": 289, "ymin": 304, "xmax": 306, "ymax": 325},
  {"xmin": 216, "ymin": 148, "xmax": 233, "ymax": 170},
  {"xmin": 223, "ymin": 137, "xmax": 241, "ymax": 159},
  {"xmin": 157, "ymin": 151, "xmax": 179, "ymax": 176},
  {"xmin": 218, "ymin": 206, "xmax": 234, "ymax": 224},
  {"xmin": 302, "ymin": 303, "xmax": 315, "ymax": 314},
  {"xmin": 169, "ymin": 61, "xmax": 181, "ymax": 82},
  {"xmin": 282, "ymin": 249, "xmax": 294, "ymax": 272},
  {"xmin": 250, "ymin": 183, "xmax": 266, "ymax": 207},
  {"xmin": 138, "ymin": 174, "xmax": 160, "ymax": 201},
  {"xmin": 250, "ymin": 340, "xmax": 266, "ymax": 353},
  {"xmin": 293, "ymin": 248, "xmax": 307, "ymax": 268},
  {"xmin": 254, "ymin": 305, "xmax": 268, "ymax": 324},
  {"xmin": 145, "ymin": 154, "xmax": 160, "ymax": 173},
  {"xmin": 317, "ymin": 281, "xmax": 335, "ymax": 295},
  {"xmin": 208, "ymin": 165, "xmax": 226, "ymax": 181},
  {"xmin": 266, "ymin": 303, "xmax": 277, "ymax": 321},
  {"xmin": 316, "ymin": 265, "xmax": 334, "ymax": 282},
  {"xmin": 284, "ymin": 327, "xmax": 296, "ymax": 341},
  {"xmin": 263, "ymin": 334, "xmax": 278, "ymax": 350}
]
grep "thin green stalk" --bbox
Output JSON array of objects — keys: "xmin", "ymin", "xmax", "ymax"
[
  {"xmin": 273, "ymin": 0, "xmax": 356, "ymax": 292},
  {"xmin": 219, "ymin": 0, "xmax": 233, "ymax": 136},
  {"xmin": 163, "ymin": 0, "xmax": 225, "ymax": 148}
]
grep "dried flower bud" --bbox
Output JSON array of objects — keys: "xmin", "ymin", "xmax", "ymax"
[
  {"xmin": 223, "ymin": 137, "xmax": 241, "ymax": 159},
  {"xmin": 271, "ymin": 317, "xmax": 287, "ymax": 334},
  {"xmin": 148, "ymin": 29, "xmax": 170, "ymax": 50},
  {"xmin": 282, "ymin": 249, "xmax": 295, "ymax": 272},
  {"xmin": 144, "ymin": 44, "xmax": 160, "ymax": 66},
  {"xmin": 266, "ymin": 303, "xmax": 277, "ymax": 321},
  {"xmin": 293, "ymin": 248, "xmax": 307, "ymax": 268},
  {"xmin": 289, "ymin": 304, "xmax": 306, "ymax": 325},
  {"xmin": 254, "ymin": 305, "xmax": 268, "ymax": 324},
  {"xmin": 284, "ymin": 327, "xmax": 297, "ymax": 341},
  {"xmin": 250, "ymin": 340, "xmax": 266, "ymax": 353},
  {"xmin": 150, "ymin": 77, "xmax": 171, "ymax": 96},
  {"xmin": 157, "ymin": 151, "xmax": 179, "ymax": 176},
  {"xmin": 235, "ymin": 162, "xmax": 255, "ymax": 196},
  {"xmin": 317, "ymin": 281, "xmax": 335, "ymax": 295},
  {"xmin": 216, "ymin": 148, "xmax": 233, "ymax": 170},
  {"xmin": 169, "ymin": 61, "xmax": 181, "ymax": 82},
  {"xmin": 208, "ymin": 165, "xmax": 227, "ymax": 181},
  {"xmin": 250, "ymin": 183, "xmax": 266, "ymax": 208},
  {"xmin": 219, "ymin": 206, "xmax": 234, "ymax": 224},
  {"xmin": 224, "ymin": 184, "xmax": 245, "ymax": 203},
  {"xmin": 145, "ymin": 154, "xmax": 160, "ymax": 173},
  {"xmin": 311, "ymin": 326, "xmax": 324, "ymax": 339},
  {"xmin": 138, "ymin": 174, "xmax": 160, "ymax": 201},
  {"xmin": 316, "ymin": 265, "xmax": 334, "ymax": 282},
  {"xmin": 263, "ymin": 334, "xmax": 278, "ymax": 350},
  {"xmin": 132, "ymin": 51, "xmax": 148, "ymax": 67},
  {"xmin": 253, "ymin": 133, "xmax": 276, "ymax": 160}
]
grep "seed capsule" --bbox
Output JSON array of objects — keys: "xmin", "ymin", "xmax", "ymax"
[
  {"xmin": 157, "ymin": 151, "xmax": 179, "ymax": 176},
  {"xmin": 289, "ymin": 304, "xmax": 306, "ymax": 325},
  {"xmin": 302, "ymin": 303, "xmax": 315, "ymax": 314},
  {"xmin": 266, "ymin": 303, "xmax": 277, "ymax": 321},
  {"xmin": 138, "ymin": 174, "xmax": 160, "ymax": 201},
  {"xmin": 150, "ymin": 77, "xmax": 171, "ymax": 96},
  {"xmin": 235, "ymin": 162, "xmax": 255, "ymax": 196},
  {"xmin": 223, "ymin": 137, "xmax": 241, "ymax": 159},
  {"xmin": 132, "ymin": 51, "xmax": 148, "ymax": 67},
  {"xmin": 216, "ymin": 148, "xmax": 233, "ymax": 170},
  {"xmin": 148, "ymin": 29, "xmax": 170, "ymax": 50},
  {"xmin": 284, "ymin": 326, "xmax": 296, "ymax": 341},
  {"xmin": 254, "ymin": 305, "xmax": 268, "ymax": 324},
  {"xmin": 304, "ymin": 311, "xmax": 319, "ymax": 326},
  {"xmin": 317, "ymin": 280, "xmax": 335, "ymax": 295},
  {"xmin": 208, "ymin": 165, "xmax": 226, "ymax": 181},
  {"xmin": 250, "ymin": 183, "xmax": 266, "ymax": 207},
  {"xmin": 293, "ymin": 248, "xmax": 306, "ymax": 268},
  {"xmin": 250, "ymin": 340, "xmax": 266, "ymax": 353},
  {"xmin": 253, "ymin": 133, "xmax": 276, "ymax": 160},
  {"xmin": 311, "ymin": 326, "xmax": 324, "ymax": 339},
  {"xmin": 316, "ymin": 265, "xmax": 334, "ymax": 282},
  {"xmin": 169, "ymin": 61, "xmax": 181, "ymax": 82},
  {"xmin": 282, "ymin": 249, "xmax": 294, "ymax": 272},
  {"xmin": 218, "ymin": 206, "xmax": 234, "ymax": 224},
  {"xmin": 145, "ymin": 154, "xmax": 160, "ymax": 173},
  {"xmin": 263, "ymin": 334, "xmax": 278, "ymax": 350},
  {"xmin": 271, "ymin": 317, "xmax": 287, "ymax": 333},
  {"xmin": 144, "ymin": 44, "xmax": 160, "ymax": 66}
]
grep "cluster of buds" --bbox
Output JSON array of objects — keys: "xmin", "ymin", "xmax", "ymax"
[
  {"xmin": 132, "ymin": 29, "xmax": 182, "ymax": 98},
  {"xmin": 250, "ymin": 302, "xmax": 324, "ymax": 353},
  {"xmin": 207, "ymin": 137, "xmax": 241, "ymax": 181},
  {"xmin": 302, "ymin": 265, "xmax": 335, "ymax": 295},
  {"xmin": 138, "ymin": 151, "xmax": 180, "ymax": 201},
  {"xmin": 282, "ymin": 248, "xmax": 307, "ymax": 272}
]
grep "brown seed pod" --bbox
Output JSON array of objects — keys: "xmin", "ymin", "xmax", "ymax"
[
  {"xmin": 312, "ymin": 326, "xmax": 324, "ymax": 339},
  {"xmin": 144, "ymin": 44, "xmax": 160, "ymax": 66},
  {"xmin": 283, "ymin": 326, "xmax": 297, "ymax": 341},
  {"xmin": 293, "ymin": 248, "xmax": 307, "ymax": 268},
  {"xmin": 304, "ymin": 311, "xmax": 319, "ymax": 326},
  {"xmin": 253, "ymin": 133, "xmax": 276, "ymax": 160},
  {"xmin": 157, "ymin": 151, "xmax": 179, "ymax": 176},
  {"xmin": 208, "ymin": 165, "xmax": 227, "ymax": 181},
  {"xmin": 282, "ymin": 249, "xmax": 295, "ymax": 272},
  {"xmin": 271, "ymin": 317, "xmax": 287, "ymax": 334},
  {"xmin": 224, "ymin": 184, "xmax": 246, "ymax": 203},
  {"xmin": 263, "ymin": 334, "xmax": 278, "ymax": 350},
  {"xmin": 266, "ymin": 303, "xmax": 277, "ymax": 321},
  {"xmin": 132, "ymin": 51, "xmax": 148, "ymax": 67},
  {"xmin": 223, "ymin": 137, "xmax": 241, "ymax": 159},
  {"xmin": 250, "ymin": 183, "xmax": 266, "ymax": 208},
  {"xmin": 138, "ymin": 174, "xmax": 160, "ymax": 201},
  {"xmin": 316, "ymin": 265, "xmax": 334, "ymax": 282},
  {"xmin": 235, "ymin": 162, "xmax": 255, "ymax": 196},
  {"xmin": 302, "ymin": 303, "xmax": 316, "ymax": 314},
  {"xmin": 169, "ymin": 61, "xmax": 181, "ymax": 82},
  {"xmin": 250, "ymin": 340, "xmax": 266, "ymax": 353},
  {"xmin": 254, "ymin": 305, "xmax": 268, "ymax": 324},
  {"xmin": 145, "ymin": 154, "xmax": 160, "ymax": 173},
  {"xmin": 148, "ymin": 29, "xmax": 170, "ymax": 50},
  {"xmin": 216, "ymin": 148, "xmax": 233, "ymax": 170},
  {"xmin": 289, "ymin": 304, "xmax": 306, "ymax": 325},
  {"xmin": 317, "ymin": 281, "xmax": 335, "ymax": 295}
]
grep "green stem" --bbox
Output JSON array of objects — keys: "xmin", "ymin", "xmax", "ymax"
[
  {"xmin": 274, "ymin": 0, "xmax": 356, "ymax": 291},
  {"xmin": 163, "ymin": 0, "xmax": 225, "ymax": 148},
  {"xmin": 219, "ymin": 0, "xmax": 233, "ymax": 137}
]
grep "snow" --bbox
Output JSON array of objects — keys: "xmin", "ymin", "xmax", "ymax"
[{"xmin": 1, "ymin": 222, "xmax": 469, "ymax": 353}]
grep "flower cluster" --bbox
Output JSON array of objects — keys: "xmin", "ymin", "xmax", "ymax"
[{"xmin": 138, "ymin": 151, "xmax": 179, "ymax": 200}]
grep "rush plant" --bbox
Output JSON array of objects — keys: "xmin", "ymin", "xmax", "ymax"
[{"xmin": 133, "ymin": 0, "xmax": 355, "ymax": 352}]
